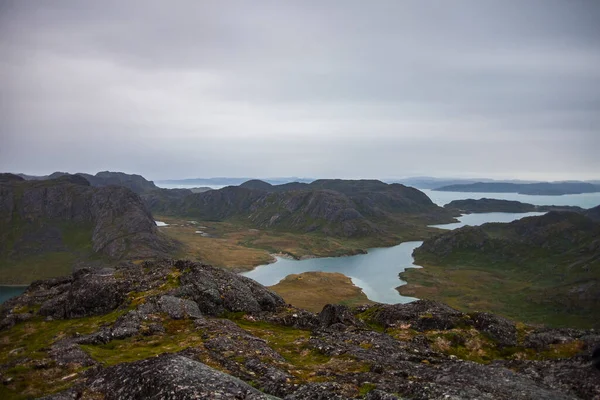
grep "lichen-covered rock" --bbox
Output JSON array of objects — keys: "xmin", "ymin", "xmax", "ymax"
[
  {"xmin": 318, "ymin": 304, "xmax": 359, "ymax": 328},
  {"xmin": 156, "ymin": 295, "xmax": 202, "ymax": 319},
  {"xmin": 81, "ymin": 354, "xmax": 274, "ymax": 399},
  {"xmin": 39, "ymin": 269, "xmax": 125, "ymax": 319},
  {"xmin": 284, "ymin": 382, "xmax": 352, "ymax": 399},
  {"xmin": 174, "ymin": 260, "xmax": 285, "ymax": 315},
  {"xmin": 372, "ymin": 300, "xmax": 467, "ymax": 331},
  {"xmin": 3, "ymin": 260, "xmax": 286, "ymax": 325},
  {"xmin": 469, "ymin": 312, "xmax": 517, "ymax": 347}
]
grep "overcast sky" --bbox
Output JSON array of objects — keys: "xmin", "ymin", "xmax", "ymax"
[{"xmin": 1, "ymin": 1, "xmax": 599, "ymax": 181}]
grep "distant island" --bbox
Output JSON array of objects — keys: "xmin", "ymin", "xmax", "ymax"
[
  {"xmin": 443, "ymin": 198, "xmax": 585, "ymax": 214},
  {"xmin": 434, "ymin": 181, "xmax": 600, "ymax": 195}
]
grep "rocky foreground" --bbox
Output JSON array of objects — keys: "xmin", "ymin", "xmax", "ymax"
[{"xmin": 1, "ymin": 260, "xmax": 599, "ymax": 399}]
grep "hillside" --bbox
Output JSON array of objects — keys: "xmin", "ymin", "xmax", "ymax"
[
  {"xmin": 17, "ymin": 171, "xmax": 158, "ymax": 194},
  {"xmin": 585, "ymin": 205, "xmax": 600, "ymax": 222},
  {"xmin": 146, "ymin": 179, "xmax": 456, "ymax": 239},
  {"xmin": 403, "ymin": 212, "xmax": 600, "ymax": 327},
  {"xmin": 0, "ymin": 175, "xmax": 176, "ymax": 284},
  {"xmin": 444, "ymin": 198, "xmax": 585, "ymax": 214},
  {"xmin": 1, "ymin": 260, "xmax": 598, "ymax": 399},
  {"xmin": 434, "ymin": 182, "xmax": 600, "ymax": 195}
]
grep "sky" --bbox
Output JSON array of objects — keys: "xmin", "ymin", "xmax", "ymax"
[{"xmin": 1, "ymin": 1, "xmax": 599, "ymax": 181}]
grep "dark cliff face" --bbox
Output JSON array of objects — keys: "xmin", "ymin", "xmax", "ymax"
[
  {"xmin": 1, "ymin": 261, "xmax": 599, "ymax": 399},
  {"xmin": 144, "ymin": 180, "xmax": 455, "ymax": 238},
  {"xmin": 0, "ymin": 178, "xmax": 176, "ymax": 282}
]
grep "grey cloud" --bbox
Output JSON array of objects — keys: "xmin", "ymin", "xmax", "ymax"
[{"xmin": 1, "ymin": 0, "xmax": 599, "ymax": 180}]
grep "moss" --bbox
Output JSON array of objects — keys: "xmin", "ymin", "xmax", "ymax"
[
  {"xmin": 359, "ymin": 383, "xmax": 377, "ymax": 396},
  {"xmin": 354, "ymin": 306, "xmax": 385, "ymax": 332},
  {"xmin": 0, "ymin": 310, "xmax": 127, "ymax": 399}
]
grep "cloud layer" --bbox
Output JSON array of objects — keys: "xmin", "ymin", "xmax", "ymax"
[{"xmin": 1, "ymin": 1, "xmax": 599, "ymax": 180}]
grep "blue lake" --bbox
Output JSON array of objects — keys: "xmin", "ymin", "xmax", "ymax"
[
  {"xmin": 242, "ymin": 210, "xmax": 553, "ymax": 304},
  {"xmin": 0, "ymin": 286, "xmax": 27, "ymax": 304}
]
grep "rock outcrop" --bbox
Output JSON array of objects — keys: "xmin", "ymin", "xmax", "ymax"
[{"xmin": 1, "ymin": 261, "xmax": 599, "ymax": 399}]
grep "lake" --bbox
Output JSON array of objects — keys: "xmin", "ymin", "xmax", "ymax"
[
  {"xmin": 242, "ymin": 210, "xmax": 553, "ymax": 304},
  {"xmin": 0, "ymin": 286, "xmax": 27, "ymax": 304},
  {"xmin": 243, "ymin": 242, "xmax": 423, "ymax": 304}
]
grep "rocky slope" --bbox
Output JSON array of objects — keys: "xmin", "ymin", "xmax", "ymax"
[
  {"xmin": 145, "ymin": 179, "xmax": 456, "ymax": 238},
  {"xmin": 584, "ymin": 205, "xmax": 600, "ymax": 222},
  {"xmin": 0, "ymin": 260, "xmax": 598, "ymax": 399},
  {"xmin": 0, "ymin": 175, "xmax": 176, "ymax": 283},
  {"xmin": 409, "ymin": 211, "xmax": 600, "ymax": 327},
  {"xmin": 444, "ymin": 198, "xmax": 585, "ymax": 214}
]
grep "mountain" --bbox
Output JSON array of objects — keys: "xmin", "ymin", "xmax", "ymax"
[
  {"xmin": 434, "ymin": 181, "xmax": 600, "ymax": 195},
  {"xmin": 585, "ymin": 205, "xmax": 600, "ymax": 222},
  {"xmin": 407, "ymin": 212, "xmax": 600, "ymax": 327},
  {"xmin": 1, "ymin": 259, "xmax": 599, "ymax": 399},
  {"xmin": 157, "ymin": 176, "xmax": 314, "ymax": 186},
  {"xmin": 145, "ymin": 179, "xmax": 456, "ymax": 238},
  {"xmin": 0, "ymin": 175, "xmax": 176, "ymax": 284},
  {"xmin": 388, "ymin": 177, "xmax": 542, "ymax": 189},
  {"xmin": 17, "ymin": 171, "xmax": 158, "ymax": 194},
  {"xmin": 444, "ymin": 198, "xmax": 586, "ymax": 214}
]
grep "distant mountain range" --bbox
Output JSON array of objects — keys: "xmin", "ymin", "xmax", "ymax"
[
  {"xmin": 145, "ymin": 179, "xmax": 456, "ymax": 239},
  {"xmin": 156, "ymin": 177, "xmax": 314, "ymax": 186},
  {"xmin": 155, "ymin": 175, "xmax": 600, "ymax": 193}
]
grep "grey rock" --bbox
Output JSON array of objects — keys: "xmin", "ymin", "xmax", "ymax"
[
  {"xmin": 156, "ymin": 295, "xmax": 202, "ymax": 319},
  {"xmin": 318, "ymin": 304, "xmax": 359, "ymax": 328},
  {"xmin": 83, "ymin": 353, "xmax": 274, "ymax": 399},
  {"xmin": 469, "ymin": 312, "xmax": 517, "ymax": 347}
]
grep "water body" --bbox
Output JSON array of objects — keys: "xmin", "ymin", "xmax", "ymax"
[
  {"xmin": 243, "ymin": 242, "xmax": 423, "ymax": 304},
  {"xmin": 429, "ymin": 211, "xmax": 546, "ymax": 230},
  {"xmin": 421, "ymin": 189, "xmax": 600, "ymax": 209},
  {"xmin": 243, "ymin": 210, "xmax": 555, "ymax": 304},
  {"xmin": 155, "ymin": 183, "xmax": 226, "ymax": 190},
  {"xmin": 0, "ymin": 286, "xmax": 27, "ymax": 304}
]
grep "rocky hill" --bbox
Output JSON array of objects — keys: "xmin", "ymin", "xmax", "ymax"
[
  {"xmin": 17, "ymin": 171, "xmax": 158, "ymax": 194},
  {"xmin": 146, "ymin": 180, "xmax": 456, "ymax": 238},
  {"xmin": 434, "ymin": 181, "xmax": 600, "ymax": 195},
  {"xmin": 0, "ymin": 175, "xmax": 176, "ymax": 284},
  {"xmin": 407, "ymin": 212, "xmax": 600, "ymax": 327},
  {"xmin": 585, "ymin": 205, "xmax": 600, "ymax": 222},
  {"xmin": 0, "ymin": 260, "xmax": 598, "ymax": 399},
  {"xmin": 444, "ymin": 198, "xmax": 585, "ymax": 214}
]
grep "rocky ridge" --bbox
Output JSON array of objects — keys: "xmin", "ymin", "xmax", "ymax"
[
  {"xmin": 0, "ymin": 175, "xmax": 176, "ymax": 283},
  {"xmin": 0, "ymin": 260, "xmax": 598, "ymax": 399},
  {"xmin": 144, "ymin": 179, "xmax": 456, "ymax": 238}
]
